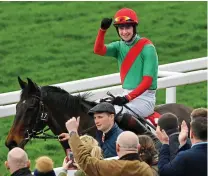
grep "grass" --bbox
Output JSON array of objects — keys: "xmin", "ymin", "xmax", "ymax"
[{"xmin": 0, "ymin": 1, "xmax": 207, "ymax": 175}]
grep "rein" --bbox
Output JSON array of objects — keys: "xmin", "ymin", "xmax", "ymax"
[
  {"xmin": 79, "ymin": 125, "xmax": 96, "ymax": 136},
  {"xmin": 25, "ymin": 128, "xmax": 59, "ymax": 141}
]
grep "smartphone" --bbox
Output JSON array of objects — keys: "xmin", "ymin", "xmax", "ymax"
[
  {"xmin": 66, "ymin": 149, "xmax": 76, "ymax": 170},
  {"xmin": 66, "ymin": 149, "xmax": 74, "ymax": 163},
  {"xmin": 69, "ymin": 151, "xmax": 74, "ymax": 162}
]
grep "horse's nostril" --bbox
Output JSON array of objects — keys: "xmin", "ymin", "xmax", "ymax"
[{"xmin": 6, "ymin": 141, "xmax": 18, "ymax": 151}]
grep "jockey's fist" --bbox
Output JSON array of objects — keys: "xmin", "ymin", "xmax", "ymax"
[
  {"xmin": 112, "ymin": 96, "xmax": 129, "ymax": 106},
  {"xmin": 101, "ymin": 18, "xmax": 112, "ymax": 30}
]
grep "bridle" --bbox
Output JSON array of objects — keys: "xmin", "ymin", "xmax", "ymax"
[
  {"xmin": 24, "ymin": 94, "xmax": 58, "ymax": 141},
  {"xmin": 23, "ymin": 93, "xmax": 96, "ymax": 142}
]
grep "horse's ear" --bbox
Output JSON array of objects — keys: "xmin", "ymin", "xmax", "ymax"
[
  {"xmin": 18, "ymin": 76, "xmax": 27, "ymax": 89},
  {"xmin": 27, "ymin": 78, "xmax": 38, "ymax": 93}
]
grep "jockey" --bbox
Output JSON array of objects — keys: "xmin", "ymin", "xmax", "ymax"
[{"xmin": 94, "ymin": 8, "xmax": 159, "ymax": 118}]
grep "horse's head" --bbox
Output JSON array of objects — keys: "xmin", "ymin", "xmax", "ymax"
[
  {"xmin": 5, "ymin": 77, "xmax": 46, "ymax": 150},
  {"xmin": 6, "ymin": 77, "xmax": 97, "ymax": 151}
]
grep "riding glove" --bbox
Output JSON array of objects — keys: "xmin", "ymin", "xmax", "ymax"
[
  {"xmin": 101, "ymin": 18, "xmax": 112, "ymax": 30},
  {"xmin": 112, "ymin": 96, "xmax": 129, "ymax": 106}
]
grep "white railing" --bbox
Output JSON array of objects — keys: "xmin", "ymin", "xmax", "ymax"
[{"xmin": 0, "ymin": 57, "xmax": 207, "ymax": 118}]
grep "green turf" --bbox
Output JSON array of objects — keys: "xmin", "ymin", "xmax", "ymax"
[{"xmin": 0, "ymin": 1, "xmax": 207, "ymax": 175}]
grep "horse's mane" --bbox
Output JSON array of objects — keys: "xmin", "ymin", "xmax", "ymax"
[
  {"xmin": 20, "ymin": 84, "xmax": 97, "ymax": 115},
  {"xmin": 40, "ymin": 86, "xmax": 97, "ymax": 114}
]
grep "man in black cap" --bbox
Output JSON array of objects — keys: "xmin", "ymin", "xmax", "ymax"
[
  {"xmin": 88, "ymin": 102, "xmax": 123, "ymax": 158},
  {"xmin": 59, "ymin": 102, "xmax": 123, "ymax": 158}
]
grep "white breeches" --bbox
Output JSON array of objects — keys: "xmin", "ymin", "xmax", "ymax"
[{"xmin": 114, "ymin": 89, "xmax": 156, "ymax": 118}]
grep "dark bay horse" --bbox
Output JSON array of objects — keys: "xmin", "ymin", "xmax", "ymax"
[{"xmin": 5, "ymin": 77, "xmax": 192, "ymax": 151}]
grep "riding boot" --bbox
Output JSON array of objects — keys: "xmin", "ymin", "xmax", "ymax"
[{"xmin": 115, "ymin": 113, "xmax": 161, "ymax": 150}]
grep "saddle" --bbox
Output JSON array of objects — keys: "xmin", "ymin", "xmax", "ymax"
[{"xmin": 145, "ymin": 111, "xmax": 161, "ymax": 127}]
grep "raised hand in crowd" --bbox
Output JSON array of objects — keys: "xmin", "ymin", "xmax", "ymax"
[
  {"xmin": 62, "ymin": 157, "xmax": 74, "ymax": 170},
  {"xmin": 155, "ymin": 126, "xmax": 169, "ymax": 145},
  {"xmin": 65, "ymin": 116, "xmax": 80, "ymax": 133},
  {"xmin": 59, "ymin": 116, "xmax": 80, "ymax": 141},
  {"xmin": 178, "ymin": 120, "xmax": 189, "ymax": 147},
  {"xmin": 58, "ymin": 157, "xmax": 74, "ymax": 176}
]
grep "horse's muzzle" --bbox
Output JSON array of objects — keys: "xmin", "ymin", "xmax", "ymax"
[{"xmin": 5, "ymin": 140, "xmax": 18, "ymax": 151}]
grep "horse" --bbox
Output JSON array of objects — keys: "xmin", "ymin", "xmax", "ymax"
[{"xmin": 5, "ymin": 77, "xmax": 193, "ymax": 151}]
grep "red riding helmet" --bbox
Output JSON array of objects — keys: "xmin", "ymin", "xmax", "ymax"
[{"xmin": 113, "ymin": 8, "xmax": 139, "ymax": 26}]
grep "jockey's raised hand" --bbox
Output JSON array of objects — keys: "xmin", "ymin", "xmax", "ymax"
[
  {"xmin": 112, "ymin": 96, "xmax": 129, "ymax": 106},
  {"xmin": 101, "ymin": 18, "xmax": 112, "ymax": 30}
]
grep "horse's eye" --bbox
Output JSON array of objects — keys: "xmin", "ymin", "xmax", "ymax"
[{"xmin": 22, "ymin": 100, "xmax": 26, "ymax": 104}]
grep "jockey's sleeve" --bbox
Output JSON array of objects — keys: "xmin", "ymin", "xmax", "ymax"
[
  {"xmin": 126, "ymin": 76, "xmax": 153, "ymax": 101},
  {"xmin": 94, "ymin": 29, "xmax": 107, "ymax": 55}
]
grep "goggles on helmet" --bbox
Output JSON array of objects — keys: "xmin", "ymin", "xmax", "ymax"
[{"xmin": 114, "ymin": 16, "xmax": 134, "ymax": 24}]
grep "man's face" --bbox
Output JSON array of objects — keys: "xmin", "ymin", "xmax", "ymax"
[
  {"xmin": 118, "ymin": 25, "xmax": 134, "ymax": 41},
  {"xmin": 94, "ymin": 112, "xmax": 114, "ymax": 132}
]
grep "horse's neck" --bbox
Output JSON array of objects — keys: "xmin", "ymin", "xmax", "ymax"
[{"xmin": 44, "ymin": 93, "xmax": 96, "ymax": 136}]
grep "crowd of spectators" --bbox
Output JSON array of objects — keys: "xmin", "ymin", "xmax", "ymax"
[{"xmin": 4, "ymin": 103, "xmax": 207, "ymax": 176}]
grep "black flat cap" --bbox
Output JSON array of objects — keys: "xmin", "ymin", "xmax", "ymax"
[{"xmin": 88, "ymin": 102, "xmax": 115, "ymax": 116}]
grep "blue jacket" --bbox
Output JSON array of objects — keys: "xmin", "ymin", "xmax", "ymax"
[
  {"xmin": 158, "ymin": 142, "xmax": 207, "ymax": 176},
  {"xmin": 96, "ymin": 123, "xmax": 123, "ymax": 158}
]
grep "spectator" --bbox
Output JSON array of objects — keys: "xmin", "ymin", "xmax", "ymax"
[
  {"xmin": 158, "ymin": 113, "xmax": 179, "ymax": 136},
  {"xmin": 191, "ymin": 107, "xmax": 207, "ymax": 119},
  {"xmin": 79, "ymin": 135, "xmax": 103, "ymax": 159},
  {"xmin": 59, "ymin": 102, "xmax": 122, "ymax": 158},
  {"xmin": 156, "ymin": 108, "xmax": 207, "ymax": 176},
  {"xmin": 59, "ymin": 135, "xmax": 103, "ymax": 176},
  {"xmin": 4, "ymin": 147, "xmax": 32, "ymax": 176},
  {"xmin": 138, "ymin": 135, "xmax": 159, "ymax": 176},
  {"xmin": 157, "ymin": 112, "xmax": 191, "ymax": 160},
  {"xmin": 64, "ymin": 117, "xmax": 153, "ymax": 176},
  {"xmin": 87, "ymin": 102, "xmax": 123, "ymax": 158},
  {"xmin": 75, "ymin": 135, "xmax": 103, "ymax": 176},
  {"xmin": 33, "ymin": 156, "xmax": 56, "ymax": 176}
]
